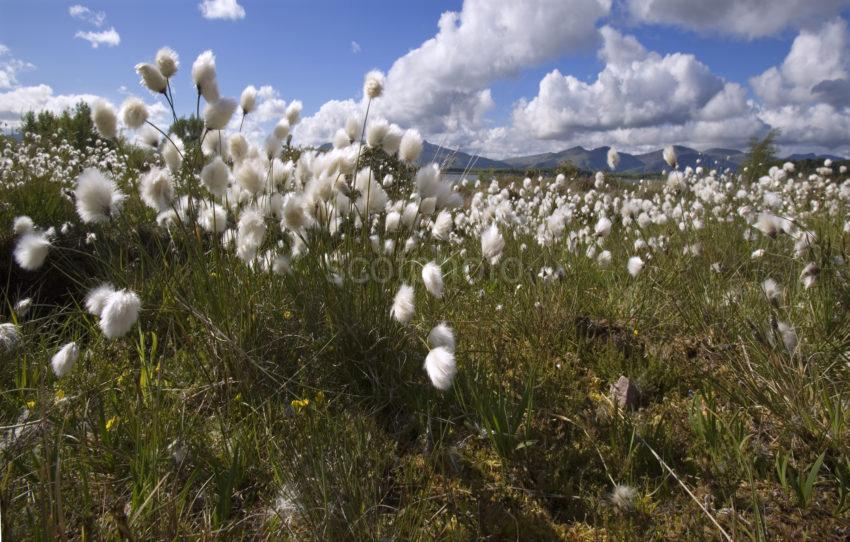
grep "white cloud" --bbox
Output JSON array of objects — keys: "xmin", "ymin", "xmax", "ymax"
[
  {"xmin": 69, "ymin": 5, "xmax": 106, "ymax": 27},
  {"xmin": 749, "ymin": 18, "xmax": 850, "ymax": 152},
  {"xmin": 351, "ymin": 41, "xmax": 361, "ymax": 54},
  {"xmin": 751, "ymin": 18, "xmax": 848, "ymax": 106},
  {"xmin": 0, "ymin": 45, "xmax": 35, "ymax": 89},
  {"xmin": 374, "ymin": 0, "xmax": 611, "ymax": 133},
  {"xmin": 627, "ymin": 0, "xmax": 850, "ymax": 39},
  {"xmin": 75, "ymin": 27, "xmax": 121, "ymax": 48},
  {"xmin": 511, "ymin": 27, "xmax": 763, "ymax": 147},
  {"xmin": 0, "ymin": 84, "xmax": 98, "ymax": 128},
  {"xmin": 294, "ymin": 99, "xmax": 361, "ymax": 147},
  {"xmin": 223, "ymin": 85, "xmax": 289, "ymax": 144},
  {"xmin": 199, "ymin": 0, "xmax": 246, "ymax": 20}
]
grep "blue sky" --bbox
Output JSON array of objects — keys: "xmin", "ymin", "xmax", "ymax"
[{"xmin": 2, "ymin": 0, "xmax": 850, "ymax": 157}]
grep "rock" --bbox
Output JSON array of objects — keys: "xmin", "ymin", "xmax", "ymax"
[{"xmin": 611, "ymin": 376, "xmax": 639, "ymax": 410}]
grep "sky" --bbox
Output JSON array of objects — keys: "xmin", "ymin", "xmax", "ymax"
[{"xmin": 2, "ymin": 0, "xmax": 850, "ymax": 158}]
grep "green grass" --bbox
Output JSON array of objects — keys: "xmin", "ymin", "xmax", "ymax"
[{"xmin": 2, "ymin": 131, "xmax": 850, "ymax": 541}]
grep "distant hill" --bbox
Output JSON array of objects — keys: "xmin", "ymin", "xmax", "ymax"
[
  {"xmin": 417, "ymin": 141, "xmax": 512, "ymax": 170},
  {"xmin": 320, "ymin": 139, "xmax": 844, "ymax": 174}
]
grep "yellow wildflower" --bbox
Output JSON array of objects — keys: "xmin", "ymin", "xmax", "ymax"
[
  {"xmin": 106, "ymin": 416, "xmax": 120, "ymax": 431},
  {"xmin": 26, "ymin": 400, "xmax": 36, "ymax": 410},
  {"xmin": 291, "ymin": 398, "xmax": 310, "ymax": 412}
]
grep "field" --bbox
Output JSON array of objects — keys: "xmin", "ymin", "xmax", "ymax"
[{"xmin": 2, "ymin": 54, "xmax": 850, "ymax": 541}]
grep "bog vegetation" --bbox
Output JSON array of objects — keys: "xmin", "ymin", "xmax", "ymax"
[{"xmin": 2, "ymin": 48, "xmax": 850, "ymax": 540}]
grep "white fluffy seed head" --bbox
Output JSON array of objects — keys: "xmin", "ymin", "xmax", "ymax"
[
  {"xmin": 201, "ymin": 156, "xmax": 230, "ymax": 197},
  {"xmin": 192, "ymin": 50, "xmax": 216, "ymax": 89},
  {"xmin": 663, "ymin": 145, "xmax": 677, "ymax": 168},
  {"xmin": 135, "ymin": 63, "xmax": 167, "ymax": 94},
  {"xmin": 274, "ymin": 119, "xmax": 291, "ymax": 141},
  {"xmin": 399, "ymin": 129, "xmax": 423, "ymax": 163},
  {"xmin": 0, "ymin": 323, "xmax": 20, "ymax": 352},
  {"xmin": 363, "ymin": 70, "xmax": 385, "ymax": 99},
  {"xmin": 91, "ymin": 99, "xmax": 118, "ymax": 139},
  {"xmin": 240, "ymin": 85, "xmax": 257, "ymax": 114},
  {"xmin": 594, "ymin": 217, "xmax": 612, "ymax": 237},
  {"xmin": 14, "ymin": 232, "xmax": 50, "ymax": 271},
  {"xmin": 228, "ymin": 133, "xmax": 249, "ymax": 163},
  {"xmin": 155, "ymin": 47, "xmax": 179, "ymax": 78},
  {"xmin": 121, "ymin": 97, "xmax": 149, "ymax": 130},
  {"xmin": 481, "ymin": 224, "xmax": 505, "ymax": 265},
  {"xmin": 597, "ymin": 250, "xmax": 612, "ymax": 267},
  {"xmin": 139, "ymin": 167, "xmax": 174, "ymax": 212},
  {"xmin": 424, "ymin": 347, "xmax": 456, "ymax": 391},
  {"xmin": 75, "ymin": 168, "xmax": 125, "ymax": 223},
  {"xmin": 285, "ymin": 100, "xmax": 302, "ymax": 126},
  {"xmin": 161, "ymin": 135, "xmax": 184, "ymax": 173},
  {"xmin": 204, "ymin": 98, "xmax": 238, "ymax": 130},
  {"xmin": 85, "ymin": 283, "xmax": 116, "ymax": 316},
  {"xmin": 366, "ymin": 119, "xmax": 389, "ymax": 148},
  {"xmin": 421, "ymin": 261, "xmax": 444, "ymax": 298},
  {"xmin": 607, "ymin": 148, "xmax": 620, "ymax": 170},
  {"xmin": 13, "ymin": 215, "xmax": 34, "ymax": 236},
  {"xmin": 627, "ymin": 256, "xmax": 644, "ymax": 277},
  {"xmin": 51, "ymin": 342, "xmax": 79, "ymax": 378},
  {"xmin": 432, "ymin": 210, "xmax": 453, "ymax": 241},
  {"xmin": 390, "ymin": 283, "xmax": 415, "ymax": 324},
  {"xmin": 235, "ymin": 160, "xmax": 265, "ymax": 195},
  {"xmin": 99, "ymin": 289, "xmax": 141, "ymax": 339},
  {"xmin": 382, "ymin": 124, "xmax": 403, "ymax": 155},
  {"xmin": 199, "ymin": 202, "xmax": 228, "ymax": 233},
  {"xmin": 427, "ymin": 322, "xmax": 455, "ymax": 352}
]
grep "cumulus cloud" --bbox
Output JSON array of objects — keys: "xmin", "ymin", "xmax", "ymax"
[
  {"xmin": 373, "ymin": 0, "xmax": 611, "ymax": 133},
  {"xmin": 224, "ymin": 84, "xmax": 289, "ymax": 144},
  {"xmin": 751, "ymin": 18, "xmax": 848, "ymax": 106},
  {"xmin": 75, "ymin": 28, "xmax": 121, "ymax": 48},
  {"xmin": 0, "ymin": 45, "xmax": 35, "ymax": 89},
  {"xmin": 294, "ymin": 99, "xmax": 361, "ymax": 147},
  {"xmin": 750, "ymin": 18, "xmax": 850, "ymax": 152},
  {"xmin": 69, "ymin": 5, "xmax": 106, "ymax": 27},
  {"xmin": 511, "ymin": 26, "xmax": 764, "ymax": 149},
  {"xmin": 0, "ymin": 84, "xmax": 99, "ymax": 128},
  {"xmin": 627, "ymin": 0, "xmax": 850, "ymax": 39},
  {"xmin": 199, "ymin": 0, "xmax": 246, "ymax": 20}
]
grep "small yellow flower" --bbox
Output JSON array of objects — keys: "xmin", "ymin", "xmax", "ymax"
[
  {"xmin": 291, "ymin": 398, "xmax": 310, "ymax": 412},
  {"xmin": 55, "ymin": 389, "xmax": 66, "ymax": 401},
  {"xmin": 26, "ymin": 400, "xmax": 36, "ymax": 410},
  {"xmin": 234, "ymin": 392, "xmax": 242, "ymax": 403},
  {"xmin": 633, "ymin": 328, "xmax": 639, "ymax": 337},
  {"xmin": 283, "ymin": 310, "xmax": 293, "ymax": 320},
  {"xmin": 589, "ymin": 391, "xmax": 605, "ymax": 403},
  {"xmin": 106, "ymin": 415, "xmax": 120, "ymax": 432},
  {"xmin": 314, "ymin": 391, "xmax": 325, "ymax": 404}
]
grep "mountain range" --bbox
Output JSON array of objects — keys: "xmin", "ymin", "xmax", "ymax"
[{"xmin": 418, "ymin": 142, "xmax": 845, "ymax": 174}]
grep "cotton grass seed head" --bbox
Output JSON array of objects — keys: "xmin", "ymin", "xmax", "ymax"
[
  {"xmin": 75, "ymin": 168, "xmax": 125, "ymax": 223},
  {"xmin": 201, "ymin": 156, "xmax": 230, "ymax": 197},
  {"xmin": 399, "ymin": 129, "xmax": 423, "ymax": 163},
  {"xmin": 85, "ymin": 284, "xmax": 116, "ymax": 316},
  {"xmin": 13, "ymin": 215, "xmax": 34, "ymax": 236},
  {"xmin": 155, "ymin": 47, "xmax": 179, "ymax": 78},
  {"xmin": 363, "ymin": 69, "xmax": 385, "ymax": 99},
  {"xmin": 121, "ymin": 97, "xmax": 149, "ymax": 130},
  {"xmin": 422, "ymin": 261, "xmax": 444, "ymax": 298},
  {"xmin": 424, "ymin": 347, "xmax": 456, "ymax": 391},
  {"xmin": 0, "ymin": 323, "xmax": 20, "ymax": 352},
  {"xmin": 427, "ymin": 322, "xmax": 455, "ymax": 352},
  {"xmin": 99, "ymin": 289, "xmax": 141, "ymax": 339},
  {"xmin": 204, "ymin": 98, "xmax": 238, "ymax": 130},
  {"xmin": 135, "ymin": 63, "xmax": 167, "ymax": 94},
  {"xmin": 240, "ymin": 85, "xmax": 258, "ymax": 114},
  {"xmin": 390, "ymin": 283, "xmax": 415, "ymax": 324},
  {"xmin": 14, "ymin": 232, "xmax": 51, "ymax": 271},
  {"xmin": 92, "ymin": 99, "xmax": 118, "ymax": 139},
  {"xmin": 51, "ymin": 342, "xmax": 79, "ymax": 378}
]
